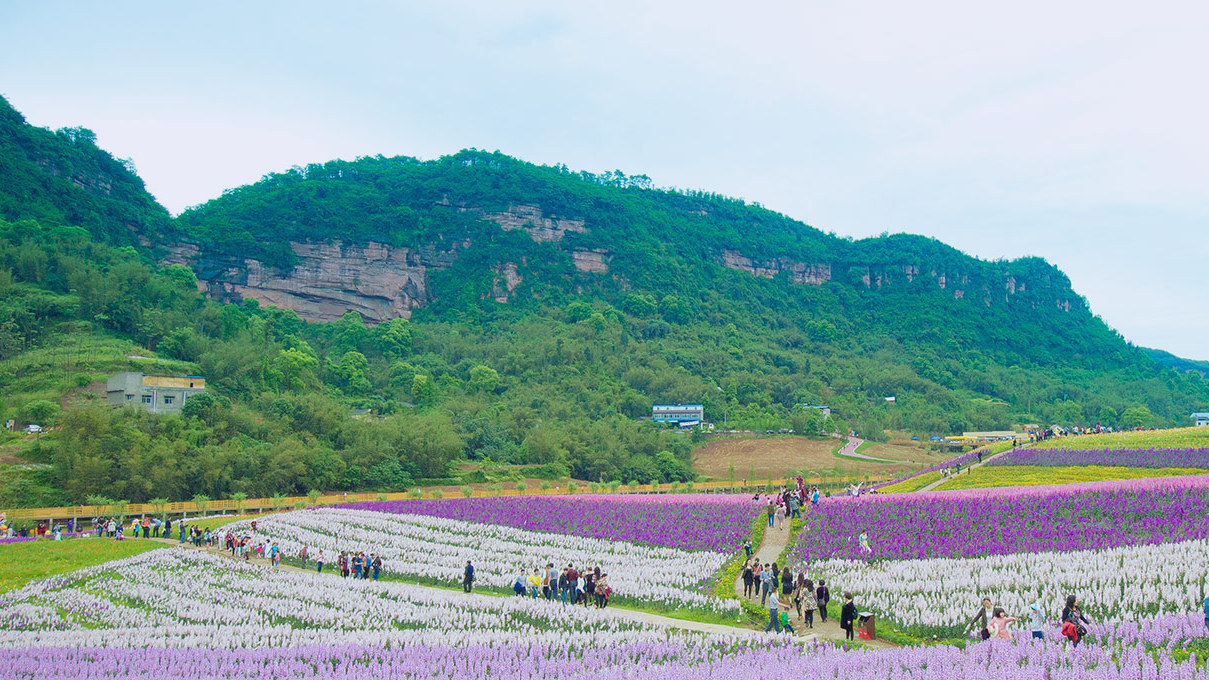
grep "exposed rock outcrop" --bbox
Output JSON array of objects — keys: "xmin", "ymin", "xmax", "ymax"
[
  {"xmin": 721, "ymin": 250, "xmax": 831, "ymax": 285},
  {"xmin": 165, "ymin": 240, "xmax": 464, "ymax": 323},
  {"xmin": 571, "ymin": 249, "xmax": 610, "ymax": 273}
]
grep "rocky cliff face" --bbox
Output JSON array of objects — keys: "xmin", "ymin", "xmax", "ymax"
[
  {"xmin": 165, "ymin": 240, "xmax": 462, "ymax": 323},
  {"xmin": 720, "ymin": 249, "xmax": 1073, "ymax": 311},
  {"xmin": 165, "ymin": 204, "xmax": 610, "ymax": 323},
  {"xmin": 167, "ymin": 201, "xmax": 1074, "ymax": 324}
]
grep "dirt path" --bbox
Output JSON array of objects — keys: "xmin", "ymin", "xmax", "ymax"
[
  {"xmin": 150, "ymin": 537, "xmax": 774, "ymax": 639},
  {"xmin": 916, "ymin": 448, "xmax": 1015, "ymax": 492}
]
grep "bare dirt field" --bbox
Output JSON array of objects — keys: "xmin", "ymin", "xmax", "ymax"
[{"xmin": 693, "ymin": 436, "xmax": 932, "ymax": 480}]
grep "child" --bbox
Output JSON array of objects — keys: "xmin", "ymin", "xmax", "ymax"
[
  {"xmin": 989, "ymin": 607, "xmax": 1018, "ymax": 640},
  {"xmin": 779, "ymin": 607, "xmax": 795, "ymax": 635}
]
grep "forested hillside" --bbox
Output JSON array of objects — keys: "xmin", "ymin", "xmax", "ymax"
[{"xmin": 1, "ymin": 95, "xmax": 1206, "ymax": 509}]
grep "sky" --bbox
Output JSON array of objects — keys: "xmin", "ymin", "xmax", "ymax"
[{"xmin": 2, "ymin": 1, "xmax": 1207, "ymax": 359}]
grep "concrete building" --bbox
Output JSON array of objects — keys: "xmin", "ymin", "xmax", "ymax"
[
  {"xmin": 106, "ymin": 373, "xmax": 206, "ymax": 415},
  {"xmin": 652, "ymin": 404, "xmax": 704, "ymax": 427},
  {"xmin": 1193, "ymin": 412, "xmax": 1209, "ymax": 427},
  {"xmin": 796, "ymin": 404, "xmax": 832, "ymax": 417}
]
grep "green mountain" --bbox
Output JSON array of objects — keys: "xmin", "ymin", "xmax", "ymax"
[
  {"xmin": 0, "ymin": 96, "xmax": 170, "ymax": 244},
  {"xmin": 1, "ymin": 95, "xmax": 1206, "ymax": 508},
  {"xmin": 1145, "ymin": 348, "xmax": 1209, "ymax": 378}
]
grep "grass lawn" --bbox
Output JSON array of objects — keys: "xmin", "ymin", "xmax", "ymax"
[
  {"xmin": 932, "ymin": 465, "xmax": 1207, "ymax": 490},
  {"xmin": 0, "ymin": 537, "xmax": 163, "ymax": 594}
]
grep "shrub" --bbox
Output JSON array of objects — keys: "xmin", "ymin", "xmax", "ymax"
[
  {"xmin": 407, "ymin": 489, "xmax": 423, "ymax": 499},
  {"xmin": 515, "ymin": 481, "xmax": 528, "ymax": 493},
  {"xmin": 568, "ymin": 482, "xmax": 579, "ymax": 494},
  {"xmin": 539, "ymin": 480, "xmax": 552, "ymax": 491},
  {"xmin": 460, "ymin": 486, "xmax": 473, "ymax": 498},
  {"xmin": 628, "ymin": 480, "xmax": 640, "ymax": 491},
  {"xmin": 430, "ymin": 489, "xmax": 443, "ymax": 499},
  {"xmin": 487, "ymin": 483, "xmax": 503, "ymax": 495}
]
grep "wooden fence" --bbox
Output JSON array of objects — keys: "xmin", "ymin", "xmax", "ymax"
[{"xmin": 1, "ymin": 474, "xmax": 894, "ymax": 524}]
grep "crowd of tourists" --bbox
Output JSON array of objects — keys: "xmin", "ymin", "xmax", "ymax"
[
  {"xmin": 297, "ymin": 547, "xmax": 383, "ymax": 580},
  {"xmin": 511, "ymin": 562, "xmax": 614, "ymax": 608}
]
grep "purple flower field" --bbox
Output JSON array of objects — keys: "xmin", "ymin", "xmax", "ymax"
[
  {"xmin": 988, "ymin": 447, "xmax": 1209, "ymax": 469},
  {"xmin": 339, "ymin": 494, "xmax": 758, "ymax": 553},
  {"xmin": 4, "ymin": 638, "xmax": 1201, "ymax": 680},
  {"xmin": 797, "ymin": 474, "xmax": 1209, "ymax": 561},
  {"xmin": 874, "ymin": 449, "xmax": 982, "ymax": 489}
]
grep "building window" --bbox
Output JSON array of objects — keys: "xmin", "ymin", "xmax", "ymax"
[
  {"xmin": 142, "ymin": 395, "xmax": 152, "ymax": 405},
  {"xmin": 163, "ymin": 395, "xmax": 175, "ymax": 405},
  {"xmin": 126, "ymin": 395, "xmax": 134, "ymax": 401}
]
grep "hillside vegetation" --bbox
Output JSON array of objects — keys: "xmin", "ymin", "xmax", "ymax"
[{"xmin": 1, "ymin": 94, "xmax": 1207, "ymax": 509}]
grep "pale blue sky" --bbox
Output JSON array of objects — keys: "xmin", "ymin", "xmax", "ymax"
[{"xmin": 2, "ymin": 1, "xmax": 1206, "ymax": 358}]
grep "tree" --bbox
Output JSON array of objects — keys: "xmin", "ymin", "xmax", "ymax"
[
  {"xmin": 306, "ymin": 489, "xmax": 322, "ymax": 505},
  {"xmin": 181, "ymin": 391, "xmax": 225, "ymax": 422},
  {"xmin": 468, "ymin": 364, "xmax": 501, "ymax": 393},
  {"xmin": 230, "ymin": 491, "xmax": 248, "ymax": 514},
  {"xmin": 1121, "ymin": 405, "xmax": 1153, "ymax": 429},
  {"xmin": 147, "ymin": 497, "xmax": 169, "ymax": 521},
  {"xmin": 192, "ymin": 494, "xmax": 210, "ymax": 515},
  {"xmin": 411, "ymin": 374, "xmax": 438, "ymax": 407},
  {"xmin": 22, "ymin": 399, "xmax": 59, "ymax": 426},
  {"xmin": 271, "ymin": 492, "xmax": 286, "ymax": 512},
  {"xmin": 375, "ymin": 318, "xmax": 412, "ymax": 358},
  {"xmin": 396, "ymin": 412, "xmax": 463, "ymax": 478}
]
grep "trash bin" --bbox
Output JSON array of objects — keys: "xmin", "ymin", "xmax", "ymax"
[{"xmin": 858, "ymin": 612, "xmax": 876, "ymax": 640}]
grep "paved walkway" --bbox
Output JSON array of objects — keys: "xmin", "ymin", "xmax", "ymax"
[
  {"xmin": 731, "ymin": 505, "xmax": 894, "ymax": 648},
  {"xmin": 916, "ymin": 448, "xmax": 1015, "ymax": 492},
  {"xmin": 151, "ymin": 537, "xmax": 773, "ymax": 639},
  {"xmin": 835, "ymin": 436, "xmax": 898, "ymax": 463}
]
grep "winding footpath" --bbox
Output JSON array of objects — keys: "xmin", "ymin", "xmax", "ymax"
[
  {"xmin": 731, "ymin": 506, "xmax": 895, "ymax": 648},
  {"xmin": 835, "ymin": 436, "xmax": 898, "ymax": 464},
  {"xmin": 916, "ymin": 447, "xmax": 1015, "ymax": 492}
]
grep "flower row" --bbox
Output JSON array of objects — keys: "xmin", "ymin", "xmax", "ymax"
[
  {"xmin": 796, "ymin": 475, "xmax": 1209, "ymax": 561},
  {"xmin": 0, "ymin": 548, "xmax": 680, "ymax": 649},
  {"xmin": 227, "ymin": 507, "xmax": 738, "ymax": 613},
  {"xmin": 2, "ymin": 636, "xmax": 1205, "ymax": 679},
  {"xmin": 338, "ymin": 494, "xmax": 756, "ymax": 553},
  {"xmin": 795, "ymin": 538, "xmax": 1209, "ymax": 637},
  {"xmin": 988, "ymin": 447, "xmax": 1209, "ymax": 469}
]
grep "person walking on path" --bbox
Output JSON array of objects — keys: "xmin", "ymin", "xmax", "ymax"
[
  {"xmin": 816, "ymin": 580, "xmax": 830, "ymax": 622},
  {"xmin": 743, "ymin": 539, "xmax": 753, "ymax": 558},
  {"xmin": 800, "ymin": 577, "xmax": 815, "ymax": 628},
  {"xmin": 776, "ymin": 503, "xmax": 787, "ymax": 530},
  {"xmin": 780, "ymin": 566, "xmax": 793, "ymax": 602},
  {"xmin": 840, "ymin": 592, "xmax": 857, "ymax": 641},
  {"xmin": 964, "ymin": 597, "xmax": 995, "ymax": 641},
  {"xmin": 764, "ymin": 600, "xmax": 782, "ymax": 633},
  {"xmin": 765, "ymin": 500, "xmax": 776, "ymax": 528},
  {"xmin": 316, "ymin": 549, "xmax": 325, "ymax": 574},
  {"xmin": 463, "ymin": 560, "xmax": 475, "ymax": 593},
  {"xmin": 760, "ymin": 564, "xmax": 774, "ymax": 606},
  {"xmin": 989, "ymin": 607, "xmax": 1018, "ymax": 640},
  {"xmin": 1028, "ymin": 600, "xmax": 1045, "ymax": 640},
  {"xmin": 779, "ymin": 607, "xmax": 795, "ymax": 635},
  {"xmin": 742, "ymin": 560, "xmax": 755, "ymax": 598}
]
